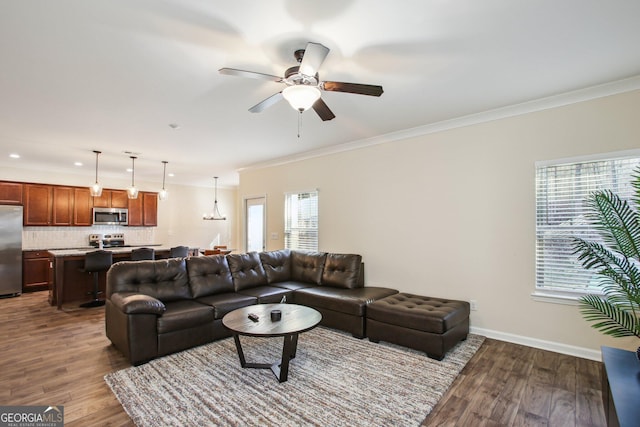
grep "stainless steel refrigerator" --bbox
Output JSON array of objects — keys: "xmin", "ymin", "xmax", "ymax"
[{"xmin": 0, "ymin": 205, "xmax": 22, "ymax": 297}]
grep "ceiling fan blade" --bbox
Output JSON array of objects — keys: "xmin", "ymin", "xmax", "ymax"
[
  {"xmin": 219, "ymin": 68, "xmax": 283, "ymax": 82},
  {"xmin": 249, "ymin": 92, "xmax": 284, "ymax": 113},
  {"xmin": 299, "ymin": 42, "xmax": 330, "ymax": 77},
  {"xmin": 312, "ymin": 98, "xmax": 336, "ymax": 121},
  {"xmin": 322, "ymin": 81, "xmax": 384, "ymax": 97}
]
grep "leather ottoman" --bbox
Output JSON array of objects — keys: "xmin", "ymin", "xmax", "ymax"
[{"xmin": 366, "ymin": 293, "xmax": 470, "ymax": 360}]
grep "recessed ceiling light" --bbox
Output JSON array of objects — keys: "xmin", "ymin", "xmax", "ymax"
[
  {"xmin": 126, "ymin": 168, "xmax": 133, "ymax": 173},
  {"xmin": 74, "ymin": 161, "xmax": 83, "ymax": 166},
  {"xmin": 168, "ymin": 173, "xmax": 175, "ymax": 177},
  {"xmin": 9, "ymin": 153, "xmax": 20, "ymax": 159}
]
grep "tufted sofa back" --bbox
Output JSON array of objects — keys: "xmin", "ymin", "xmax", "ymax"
[
  {"xmin": 227, "ymin": 252, "xmax": 268, "ymax": 291},
  {"xmin": 321, "ymin": 253, "xmax": 363, "ymax": 289},
  {"xmin": 291, "ymin": 251, "xmax": 327, "ymax": 284},
  {"xmin": 106, "ymin": 250, "xmax": 367, "ymax": 303},
  {"xmin": 106, "ymin": 258, "xmax": 190, "ymax": 301},
  {"xmin": 259, "ymin": 249, "xmax": 291, "ymax": 284},
  {"xmin": 186, "ymin": 255, "xmax": 234, "ymax": 298}
]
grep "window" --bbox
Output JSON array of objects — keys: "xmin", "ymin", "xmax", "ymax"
[
  {"xmin": 535, "ymin": 151, "xmax": 640, "ymax": 301},
  {"xmin": 284, "ymin": 190, "xmax": 318, "ymax": 251}
]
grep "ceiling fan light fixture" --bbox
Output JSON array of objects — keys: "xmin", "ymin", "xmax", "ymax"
[{"xmin": 282, "ymin": 85, "xmax": 320, "ymax": 112}]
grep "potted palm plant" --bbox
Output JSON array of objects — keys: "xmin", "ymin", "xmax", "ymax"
[{"xmin": 572, "ymin": 167, "xmax": 640, "ymax": 357}]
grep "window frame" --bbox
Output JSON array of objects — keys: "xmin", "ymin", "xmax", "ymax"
[
  {"xmin": 284, "ymin": 189, "xmax": 319, "ymax": 251},
  {"xmin": 533, "ymin": 149, "xmax": 640, "ymax": 305}
]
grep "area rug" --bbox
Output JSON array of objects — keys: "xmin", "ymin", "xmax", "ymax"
[{"xmin": 105, "ymin": 327, "xmax": 484, "ymax": 426}]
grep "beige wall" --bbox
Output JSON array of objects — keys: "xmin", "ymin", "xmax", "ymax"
[
  {"xmin": 238, "ymin": 90, "xmax": 640, "ymax": 358},
  {"xmin": 0, "ymin": 166, "xmax": 239, "ymax": 251}
]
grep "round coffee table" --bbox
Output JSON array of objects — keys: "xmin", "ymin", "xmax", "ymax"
[{"xmin": 222, "ymin": 303, "xmax": 321, "ymax": 383}]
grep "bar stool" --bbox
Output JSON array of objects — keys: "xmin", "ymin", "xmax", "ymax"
[
  {"xmin": 79, "ymin": 250, "xmax": 113, "ymax": 308},
  {"xmin": 169, "ymin": 246, "xmax": 189, "ymax": 258},
  {"xmin": 131, "ymin": 247, "xmax": 155, "ymax": 261}
]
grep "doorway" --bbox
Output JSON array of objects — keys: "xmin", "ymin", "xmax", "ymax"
[{"xmin": 245, "ymin": 196, "xmax": 266, "ymax": 252}]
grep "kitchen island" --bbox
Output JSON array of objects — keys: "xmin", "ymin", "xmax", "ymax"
[{"xmin": 48, "ymin": 246, "xmax": 197, "ymax": 309}]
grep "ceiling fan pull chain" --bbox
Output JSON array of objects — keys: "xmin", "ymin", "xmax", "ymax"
[{"xmin": 298, "ymin": 110, "xmax": 302, "ymax": 139}]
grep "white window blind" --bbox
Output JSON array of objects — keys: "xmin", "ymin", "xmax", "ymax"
[
  {"xmin": 284, "ymin": 190, "xmax": 318, "ymax": 251},
  {"xmin": 535, "ymin": 153, "xmax": 640, "ymax": 296}
]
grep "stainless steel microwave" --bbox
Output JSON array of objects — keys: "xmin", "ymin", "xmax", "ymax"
[{"xmin": 93, "ymin": 207, "xmax": 128, "ymax": 225}]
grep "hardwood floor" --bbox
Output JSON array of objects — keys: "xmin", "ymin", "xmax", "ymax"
[
  {"xmin": 1, "ymin": 292, "xmax": 606, "ymax": 426},
  {"xmin": 0, "ymin": 292, "xmax": 132, "ymax": 426},
  {"xmin": 423, "ymin": 337, "xmax": 605, "ymax": 426}
]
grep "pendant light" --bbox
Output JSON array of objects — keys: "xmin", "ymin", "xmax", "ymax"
[
  {"xmin": 89, "ymin": 150, "xmax": 103, "ymax": 197},
  {"xmin": 158, "ymin": 161, "xmax": 169, "ymax": 201},
  {"xmin": 202, "ymin": 177, "xmax": 226, "ymax": 220},
  {"xmin": 127, "ymin": 156, "xmax": 139, "ymax": 199}
]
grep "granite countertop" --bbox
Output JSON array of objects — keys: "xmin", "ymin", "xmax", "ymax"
[{"xmin": 46, "ymin": 244, "xmax": 174, "ymax": 257}]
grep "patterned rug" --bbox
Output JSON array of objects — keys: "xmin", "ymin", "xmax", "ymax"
[{"xmin": 105, "ymin": 327, "xmax": 484, "ymax": 426}]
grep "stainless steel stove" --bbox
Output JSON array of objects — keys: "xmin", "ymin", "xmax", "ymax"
[{"xmin": 89, "ymin": 233, "xmax": 127, "ymax": 248}]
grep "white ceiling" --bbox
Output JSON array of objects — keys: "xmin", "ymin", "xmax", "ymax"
[{"xmin": 1, "ymin": 0, "xmax": 640, "ymax": 188}]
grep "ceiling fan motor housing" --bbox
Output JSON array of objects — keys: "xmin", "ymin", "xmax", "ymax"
[
  {"xmin": 294, "ymin": 49, "xmax": 306, "ymax": 63},
  {"xmin": 284, "ymin": 66, "xmax": 318, "ymax": 86}
]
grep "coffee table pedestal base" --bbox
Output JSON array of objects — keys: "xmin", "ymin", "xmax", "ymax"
[{"xmin": 232, "ymin": 333, "xmax": 299, "ymax": 383}]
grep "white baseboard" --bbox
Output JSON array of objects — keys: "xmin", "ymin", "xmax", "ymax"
[{"xmin": 470, "ymin": 326, "xmax": 602, "ymax": 362}]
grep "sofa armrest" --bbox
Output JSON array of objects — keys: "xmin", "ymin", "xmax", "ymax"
[{"xmin": 110, "ymin": 292, "xmax": 166, "ymax": 315}]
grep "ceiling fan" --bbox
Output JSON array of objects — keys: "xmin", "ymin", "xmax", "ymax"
[{"xmin": 219, "ymin": 42, "xmax": 383, "ymax": 121}]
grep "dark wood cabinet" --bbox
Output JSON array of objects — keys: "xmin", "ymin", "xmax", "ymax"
[
  {"xmin": 52, "ymin": 186, "xmax": 74, "ymax": 226},
  {"xmin": 91, "ymin": 190, "xmax": 110, "ymax": 208},
  {"xmin": 92, "ymin": 189, "xmax": 129, "ymax": 209},
  {"xmin": 111, "ymin": 190, "xmax": 128, "ymax": 208},
  {"xmin": 143, "ymin": 192, "xmax": 158, "ymax": 226},
  {"xmin": 0, "ymin": 181, "xmax": 23, "ymax": 204},
  {"xmin": 73, "ymin": 187, "xmax": 93, "ymax": 226},
  {"xmin": 24, "ymin": 184, "xmax": 53, "ymax": 225},
  {"xmin": 8, "ymin": 180, "xmax": 157, "ymax": 227},
  {"xmin": 128, "ymin": 194, "xmax": 143, "ymax": 226},
  {"xmin": 128, "ymin": 192, "xmax": 157, "ymax": 226},
  {"xmin": 23, "ymin": 250, "xmax": 53, "ymax": 292}
]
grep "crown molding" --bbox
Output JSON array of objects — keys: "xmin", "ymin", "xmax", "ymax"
[{"xmin": 239, "ymin": 75, "xmax": 640, "ymax": 173}]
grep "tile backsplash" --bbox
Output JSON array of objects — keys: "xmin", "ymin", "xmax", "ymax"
[{"xmin": 23, "ymin": 226, "xmax": 156, "ymax": 250}]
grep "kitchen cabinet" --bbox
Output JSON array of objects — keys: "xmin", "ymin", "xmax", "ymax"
[
  {"xmin": 91, "ymin": 191, "xmax": 110, "ymax": 208},
  {"xmin": 143, "ymin": 192, "xmax": 158, "ymax": 226},
  {"xmin": 0, "ymin": 181, "xmax": 23, "ymax": 204},
  {"xmin": 16, "ymin": 182, "xmax": 156, "ymax": 227},
  {"xmin": 52, "ymin": 186, "xmax": 74, "ymax": 226},
  {"xmin": 73, "ymin": 187, "xmax": 93, "ymax": 226},
  {"xmin": 111, "ymin": 190, "xmax": 128, "ymax": 208},
  {"xmin": 128, "ymin": 192, "xmax": 158, "ymax": 226},
  {"xmin": 127, "ymin": 194, "xmax": 143, "ymax": 226},
  {"xmin": 23, "ymin": 250, "xmax": 53, "ymax": 293},
  {"xmin": 92, "ymin": 189, "xmax": 129, "ymax": 209},
  {"xmin": 24, "ymin": 184, "xmax": 53, "ymax": 225}
]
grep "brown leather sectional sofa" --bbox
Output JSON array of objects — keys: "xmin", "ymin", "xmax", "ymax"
[{"xmin": 105, "ymin": 249, "xmax": 398, "ymax": 365}]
